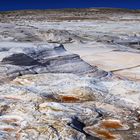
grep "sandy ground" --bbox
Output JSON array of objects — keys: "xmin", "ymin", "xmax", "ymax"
[{"xmin": 65, "ymin": 42, "xmax": 140, "ymax": 80}]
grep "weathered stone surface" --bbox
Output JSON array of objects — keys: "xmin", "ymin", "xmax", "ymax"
[
  {"xmin": 0, "ymin": 8, "xmax": 140, "ymax": 140},
  {"xmin": 0, "ymin": 72, "xmax": 138, "ymax": 139},
  {"xmin": 84, "ymin": 119, "xmax": 129, "ymax": 140},
  {"xmin": 0, "ymin": 42, "xmax": 106, "ymax": 83}
]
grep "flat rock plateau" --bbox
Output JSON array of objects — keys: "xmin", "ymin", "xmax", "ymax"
[{"xmin": 0, "ymin": 8, "xmax": 140, "ymax": 140}]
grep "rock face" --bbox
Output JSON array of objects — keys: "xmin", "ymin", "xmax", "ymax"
[
  {"xmin": 39, "ymin": 29, "xmax": 84, "ymax": 44},
  {"xmin": 0, "ymin": 42, "xmax": 106, "ymax": 82},
  {"xmin": 0, "ymin": 8, "xmax": 140, "ymax": 140}
]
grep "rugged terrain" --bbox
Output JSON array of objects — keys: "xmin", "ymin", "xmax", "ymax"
[{"xmin": 0, "ymin": 8, "xmax": 140, "ymax": 140}]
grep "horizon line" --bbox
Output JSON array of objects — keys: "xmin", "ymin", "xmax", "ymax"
[{"xmin": 0, "ymin": 7, "xmax": 140, "ymax": 13}]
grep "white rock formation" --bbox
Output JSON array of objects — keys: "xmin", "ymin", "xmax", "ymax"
[{"xmin": 0, "ymin": 8, "xmax": 140, "ymax": 140}]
